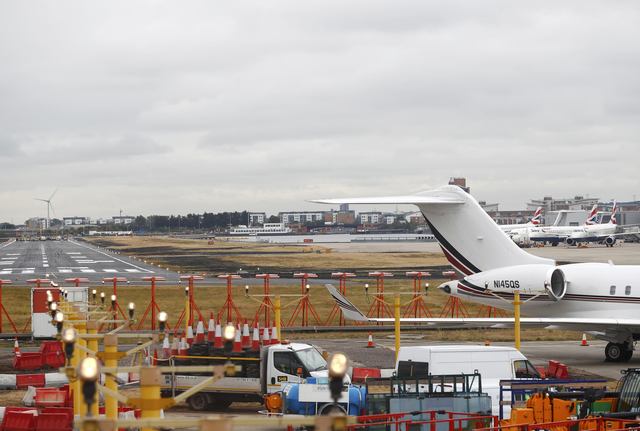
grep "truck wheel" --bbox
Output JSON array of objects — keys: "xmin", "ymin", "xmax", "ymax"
[
  {"xmin": 187, "ymin": 393, "xmax": 210, "ymax": 411},
  {"xmin": 605, "ymin": 342, "xmax": 631, "ymax": 362},
  {"xmin": 319, "ymin": 404, "xmax": 347, "ymax": 415}
]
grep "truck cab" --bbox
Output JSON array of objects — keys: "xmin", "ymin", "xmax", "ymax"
[{"xmin": 261, "ymin": 343, "xmax": 331, "ymax": 393}]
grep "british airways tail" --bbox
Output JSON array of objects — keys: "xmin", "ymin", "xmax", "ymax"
[
  {"xmin": 530, "ymin": 207, "xmax": 542, "ymax": 225},
  {"xmin": 610, "ymin": 201, "xmax": 618, "ymax": 225},
  {"xmin": 585, "ymin": 205, "xmax": 598, "ymax": 225},
  {"xmin": 312, "ymin": 185, "xmax": 554, "ymax": 274}
]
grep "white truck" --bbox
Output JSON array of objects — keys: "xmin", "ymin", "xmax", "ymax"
[
  {"xmin": 395, "ymin": 345, "xmax": 541, "ymax": 416},
  {"xmin": 161, "ymin": 341, "xmax": 335, "ymax": 411}
]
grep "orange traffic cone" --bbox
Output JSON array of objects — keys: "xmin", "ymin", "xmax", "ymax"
[
  {"xmin": 251, "ymin": 324, "xmax": 260, "ymax": 351},
  {"xmin": 581, "ymin": 333, "xmax": 589, "ymax": 346},
  {"xmin": 162, "ymin": 336, "xmax": 171, "ymax": 359},
  {"xmin": 213, "ymin": 320, "xmax": 223, "ymax": 349},
  {"xmin": 366, "ymin": 332, "xmax": 375, "ymax": 348},
  {"xmin": 170, "ymin": 337, "xmax": 179, "ymax": 356},
  {"xmin": 186, "ymin": 325, "xmax": 194, "ymax": 345},
  {"xmin": 241, "ymin": 321, "xmax": 250, "ymax": 348},
  {"xmin": 207, "ymin": 314, "xmax": 215, "ymax": 343},
  {"xmin": 195, "ymin": 320, "xmax": 205, "ymax": 344},
  {"xmin": 232, "ymin": 328, "xmax": 243, "ymax": 353},
  {"xmin": 13, "ymin": 339, "xmax": 20, "ymax": 357},
  {"xmin": 262, "ymin": 327, "xmax": 270, "ymax": 346}
]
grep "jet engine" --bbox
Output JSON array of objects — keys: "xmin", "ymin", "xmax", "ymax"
[
  {"xmin": 604, "ymin": 236, "xmax": 616, "ymax": 246},
  {"xmin": 565, "ymin": 237, "xmax": 576, "ymax": 246},
  {"xmin": 463, "ymin": 264, "xmax": 566, "ymax": 301}
]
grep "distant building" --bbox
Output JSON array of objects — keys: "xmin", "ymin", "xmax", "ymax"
[
  {"xmin": 449, "ymin": 177, "xmax": 470, "ymax": 193},
  {"xmin": 359, "ymin": 212, "xmax": 383, "ymax": 224},
  {"xmin": 26, "ymin": 217, "xmax": 48, "ymax": 230},
  {"xmin": 112, "ymin": 215, "xmax": 134, "ymax": 225},
  {"xmin": 405, "ymin": 212, "xmax": 425, "ymax": 224},
  {"xmin": 527, "ymin": 196, "xmax": 599, "ymax": 212},
  {"xmin": 248, "ymin": 212, "xmax": 266, "ymax": 226},
  {"xmin": 333, "ymin": 210, "xmax": 356, "ymax": 225},
  {"xmin": 278, "ymin": 211, "xmax": 327, "ymax": 225},
  {"xmin": 63, "ymin": 216, "xmax": 89, "ymax": 226}
]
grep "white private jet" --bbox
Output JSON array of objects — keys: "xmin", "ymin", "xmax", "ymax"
[{"xmin": 314, "ymin": 186, "xmax": 640, "ymax": 362}]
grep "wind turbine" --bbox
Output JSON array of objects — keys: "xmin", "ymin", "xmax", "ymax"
[{"xmin": 34, "ymin": 189, "xmax": 57, "ymax": 229}]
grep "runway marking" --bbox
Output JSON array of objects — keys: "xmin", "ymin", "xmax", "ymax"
[
  {"xmin": 66, "ymin": 252, "xmax": 81, "ymax": 255},
  {"xmin": 72, "ymin": 256, "xmax": 87, "ymax": 259},
  {"xmin": 125, "ymin": 269, "xmax": 141, "ymax": 273},
  {"xmin": 69, "ymin": 240, "xmax": 153, "ymax": 273},
  {"xmin": 43, "ymin": 264, "xmax": 49, "ymax": 268},
  {"xmin": 0, "ymin": 240, "xmax": 16, "ymax": 249},
  {"xmin": 7, "ymin": 253, "xmax": 20, "ymax": 256},
  {"xmin": 0, "ymin": 271, "xmax": 10, "ymax": 275},
  {"xmin": 1, "ymin": 257, "xmax": 16, "ymax": 260},
  {"xmin": 80, "ymin": 269, "xmax": 96, "ymax": 273},
  {"xmin": 103, "ymin": 269, "xmax": 118, "ymax": 273},
  {"xmin": 21, "ymin": 269, "xmax": 34, "ymax": 274},
  {"xmin": 59, "ymin": 269, "xmax": 72, "ymax": 273},
  {"xmin": 0, "ymin": 262, "xmax": 12, "ymax": 266}
]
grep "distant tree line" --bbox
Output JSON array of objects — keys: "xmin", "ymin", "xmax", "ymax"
[{"xmin": 132, "ymin": 211, "xmax": 250, "ymax": 232}]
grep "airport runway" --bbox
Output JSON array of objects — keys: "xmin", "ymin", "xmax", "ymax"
[
  {"xmin": 0, "ymin": 239, "xmax": 177, "ymax": 282},
  {"xmin": 312, "ymin": 338, "xmax": 632, "ymax": 380}
]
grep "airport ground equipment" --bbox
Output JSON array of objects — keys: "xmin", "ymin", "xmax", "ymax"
[
  {"xmin": 367, "ymin": 271, "xmax": 393, "ymax": 320},
  {"xmin": 137, "ymin": 276, "xmax": 166, "ymax": 330},
  {"xmin": 161, "ymin": 341, "xmax": 330, "ymax": 411},
  {"xmin": 174, "ymin": 274, "xmax": 205, "ymax": 332},
  {"xmin": 403, "ymin": 271, "xmax": 433, "ymax": 318},
  {"xmin": 253, "ymin": 273, "xmax": 279, "ymax": 327},
  {"xmin": 287, "ymin": 272, "xmax": 322, "ymax": 327},
  {"xmin": 216, "ymin": 274, "xmax": 243, "ymax": 324},
  {"xmin": 281, "ymin": 377, "xmax": 367, "ymax": 415}
]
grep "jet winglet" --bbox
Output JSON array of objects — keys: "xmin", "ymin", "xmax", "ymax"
[{"xmin": 325, "ymin": 284, "xmax": 371, "ymax": 322}]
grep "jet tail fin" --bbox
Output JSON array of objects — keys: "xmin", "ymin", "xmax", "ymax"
[
  {"xmin": 314, "ymin": 185, "xmax": 554, "ymax": 274},
  {"xmin": 325, "ymin": 284, "xmax": 370, "ymax": 322}
]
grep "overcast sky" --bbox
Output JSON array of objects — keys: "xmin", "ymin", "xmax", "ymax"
[{"xmin": 1, "ymin": 1, "xmax": 639, "ymax": 223}]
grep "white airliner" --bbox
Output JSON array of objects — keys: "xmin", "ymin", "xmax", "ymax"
[
  {"xmin": 496, "ymin": 207, "xmax": 542, "ymax": 233},
  {"xmin": 564, "ymin": 202, "xmax": 625, "ymax": 247},
  {"xmin": 314, "ymin": 186, "xmax": 640, "ymax": 363},
  {"xmin": 509, "ymin": 205, "xmax": 598, "ymax": 246}
]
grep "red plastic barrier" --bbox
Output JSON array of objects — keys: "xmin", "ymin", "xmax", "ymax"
[
  {"xmin": 351, "ymin": 367, "xmax": 382, "ymax": 383},
  {"xmin": 35, "ymin": 413, "xmax": 72, "ymax": 431},
  {"xmin": 12, "ymin": 353, "xmax": 43, "ymax": 371},
  {"xmin": 34, "ymin": 388, "xmax": 69, "ymax": 408},
  {"xmin": 1, "ymin": 411, "xmax": 36, "ymax": 431},
  {"xmin": 40, "ymin": 342, "xmax": 64, "ymax": 369},
  {"xmin": 548, "ymin": 360, "xmax": 559, "ymax": 377},
  {"xmin": 40, "ymin": 407, "xmax": 73, "ymax": 426},
  {"xmin": 555, "ymin": 363, "xmax": 569, "ymax": 379},
  {"xmin": 15, "ymin": 373, "xmax": 46, "ymax": 389}
]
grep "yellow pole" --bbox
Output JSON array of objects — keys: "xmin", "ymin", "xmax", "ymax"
[
  {"xmin": 86, "ymin": 321, "xmax": 99, "ymax": 417},
  {"xmin": 514, "ymin": 290, "xmax": 521, "ymax": 351},
  {"xmin": 140, "ymin": 366, "xmax": 162, "ymax": 431},
  {"xmin": 394, "ymin": 294, "xmax": 400, "ymax": 362},
  {"xmin": 76, "ymin": 319, "xmax": 88, "ymax": 418},
  {"xmin": 104, "ymin": 334, "xmax": 119, "ymax": 420},
  {"xmin": 275, "ymin": 295, "xmax": 281, "ymax": 342},
  {"xmin": 184, "ymin": 288, "xmax": 190, "ymax": 336}
]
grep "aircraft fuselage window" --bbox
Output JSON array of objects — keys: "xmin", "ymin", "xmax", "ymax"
[
  {"xmin": 626, "ymin": 285, "xmax": 631, "ymax": 295},
  {"xmin": 610, "ymin": 285, "xmax": 616, "ymax": 295}
]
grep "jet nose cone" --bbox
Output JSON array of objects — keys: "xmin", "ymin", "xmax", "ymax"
[{"xmin": 438, "ymin": 281, "xmax": 456, "ymax": 295}]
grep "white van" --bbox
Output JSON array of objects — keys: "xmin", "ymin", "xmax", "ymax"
[{"xmin": 395, "ymin": 345, "xmax": 540, "ymax": 416}]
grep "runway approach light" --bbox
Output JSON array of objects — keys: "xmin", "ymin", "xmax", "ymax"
[
  {"xmin": 50, "ymin": 302, "xmax": 58, "ymax": 318},
  {"xmin": 128, "ymin": 302, "xmax": 135, "ymax": 320},
  {"xmin": 364, "ymin": 283, "xmax": 369, "ymax": 296},
  {"xmin": 100, "ymin": 292, "xmax": 105, "ymax": 306},
  {"xmin": 158, "ymin": 311, "xmax": 168, "ymax": 332},
  {"xmin": 91, "ymin": 289, "xmax": 97, "ymax": 302},
  {"xmin": 223, "ymin": 324, "xmax": 236, "ymax": 353},
  {"xmin": 110, "ymin": 294, "xmax": 116, "ymax": 308},
  {"xmin": 306, "ymin": 284, "xmax": 310, "ymax": 293},
  {"xmin": 328, "ymin": 353, "xmax": 348, "ymax": 404},
  {"xmin": 79, "ymin": 357, "xmax": 100, "ymax": 416},
  {"xmin": 425, "ymin": 283, "xmax": 430, "ymax": 292},
  {"xmin": 55, "ymin": 312, "xmax": 64, "ymax": 335},
  {"xmin": 62, "ymin": 327, "xmax": 76, "ymax": 364},
  {"xmin": 245, "ymin": 285, "xmax": 249, "ymax": 297}
]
